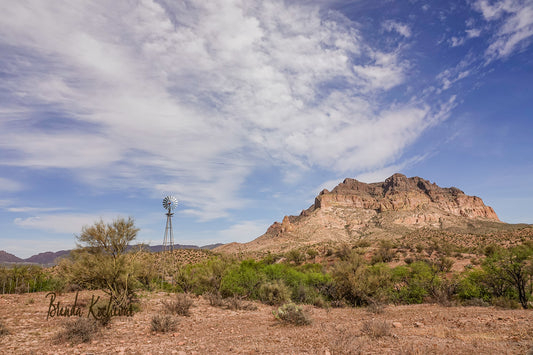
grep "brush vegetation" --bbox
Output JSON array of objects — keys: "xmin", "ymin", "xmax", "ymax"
[{"xmin": 4, "ymin": 219, "xmax": 533, "ymax": 310}]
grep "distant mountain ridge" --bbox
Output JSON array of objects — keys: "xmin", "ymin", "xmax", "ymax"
[
  {"xmin": 216, "ymin": 173, "xmax": 513, "ymax": 254},
  {"xmin": 0, "ymin": 243, "xmax": 224, "ymax": 265}
]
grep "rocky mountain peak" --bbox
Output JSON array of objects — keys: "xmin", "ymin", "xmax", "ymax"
[{"xmin": 216, "ymin": 174, "xmax": 504, "ymax": 254}]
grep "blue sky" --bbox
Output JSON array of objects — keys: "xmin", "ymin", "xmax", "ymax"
[{"xmin": 1, "ymin": 0, "xmax": 532, "ymax": 258}]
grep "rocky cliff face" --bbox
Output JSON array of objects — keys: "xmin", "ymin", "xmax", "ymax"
[
  {"xmin": 216, "ymin": 174, "xmax": 503, "ymax": 254},
  {"xmin": 315, "ymin": 174, "xmax": 499, "ymax": 221}
]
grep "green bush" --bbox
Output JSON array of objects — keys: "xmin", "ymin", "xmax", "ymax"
[
  {"xmin": 481, "ymin": 244, "xmax": 533, "ymax": 309},
  {"xmin": 457, "ymin": 269, "xmax": 491, "ymax": 302},
  {"xmin": 0, "ymin": 265, "xmax": 64, "ymax": 294},
  {"xmin": 331, "ymin": 252, "xmax": 392, "ymax": 306},
  {"xmin": 390, "ymin": 261, "xmax": 442, "ymax": 304},
  {"xmin": 220, "ymin": 260, "xmax": 265, "ymax": 298},
  {"xmin": 175, "ymin": 256, "xmax": 235, "ymax": 295}
]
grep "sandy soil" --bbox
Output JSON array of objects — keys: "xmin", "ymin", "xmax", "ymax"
[{"xmin": 1, "ymin": 291, "xmax": 532, "ymax": 354}]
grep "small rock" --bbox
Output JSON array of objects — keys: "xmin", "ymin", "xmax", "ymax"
[
  {"xmin": 392, "ymin": 322, "xmax": 402, "ymax": 328},
  {"xmin": 414, "ymin": 322, "xmax": 424, "ymax": 328}
]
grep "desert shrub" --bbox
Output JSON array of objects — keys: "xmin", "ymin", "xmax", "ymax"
[
  {"xmin": 218, "ymin": 259, "xmax": 331, "ymax": 304},
  {"xmin": 371, "ymin": 241, "xmax": 396, "ymax": 264},
  {"xmin": 273, "ymin": 302, "xmax": 312, "ymax": 326},
  {"xmin": 176, "ymin": 256, "xmax": 236, "ymax": 295},
  {"xmin": 484, "ymin": 244, "xmax": 502, "ymax": 257},
  {"xmin": 462, "ymin": 298, "xmax": 490, "ymax": 307},
  {"xmin": 353, "ymin": 240, "xmax": 371, "ymax": 248},
  {"xmin": 262, "ymin": 252, "xmax": 282, "ymax": 265},
  {"xmin": 430, "ymin": 278, "xmax": 459, "ymax": 306},
  {"xmin": 456, "ymin": 269, "xmax": 491, "ymax": 302},
  {"xmin": 306, "ymin": 248, "xmax": 318, "ymax": 259},
  {"xmin": 54, "ymin": 318, "xmax": 99, "ymax": 344},
  {"xmin": 224, "ymin": 296, "xmax": 258, "ymax": 311},
  {"xmin": 336, "ymin": 244, "xmax": 353, "ymax": 260},
  {"xmin": 0, "ymin": 265, "xmax": 64, "ymax": 294},
  {"xmin": 331, "ymin": 253, "xmax": 392, "ymax": 306},
  {"xmin": 0, "ymin": 321, "xmax": 9, "ymax": 336},
  {"xmin": 390, "ymin": 261, "xmax": 442, "ymax": 304},
  {"xmin": 220, "ymin": 260, "xmax": 265, "ymax": 298},
  {"xmin": 328, "ymin": 327, "xmax": 361, "ymax": 354},
  {"xmin": 361, "ymin": 319, "xmax": 391, "ymax": 338},
  {"xmin": 366, "ymin": 299, "xmax": 385, "ymax": 314},
  {"xmin": 206, "ymin": 291, "xmax": 226, "ymax": 307},
  {"xmin": 286, "ymin": 249, "xmax": 305, "ymax": 265},
  {"xmin": 258, "ymin": 280, "xmax": 291, "ymax": 305},
  {"xmin": 434, "ymin": 256, "xmax": 454, "ymax": 272},
  {"xmin": 150, "ymin": 315, "xmax": 177, "ymax": 333},
  {"xmin": 162, "ymin": 293, "xmax": 193, "ymax": 316},
  {"xmin": 491, "ymin": 297, "xmax": 521, "ymax": 309}
]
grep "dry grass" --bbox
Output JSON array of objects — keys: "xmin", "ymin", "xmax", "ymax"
[
  {"xmin": 328, "ymin": 327, "xmax": 362, "ymax": 355},
  {"xmin": 224, "ymin": 296, "xmax": 258, "ymax": 311},
  {"xmin": 0, "ymin": 321, "xmax": 9, "ymax": 336},
  {"xmin": 162, "ymin": 293, "xmax": 193, "ymax": 316},
  {"xmin": 54, "ymin": 318, "xmax": 100, "ymax": 344},
  {"xmin": 206, "ymin": 292, "xmax": 257, "ymax": 311},
  {"xmin": 150, "ymin": 314, "xmax": 177, "ymax": 333},
  {"xmin": 361, "ymin": 319, "xmax": 392, "ymax": 338}
]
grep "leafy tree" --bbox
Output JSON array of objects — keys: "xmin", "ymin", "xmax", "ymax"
[{"xmin": 58, "ymin": 217, "xmax": 141, "ymax": 307}]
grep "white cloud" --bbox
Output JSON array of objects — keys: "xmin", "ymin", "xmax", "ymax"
[
  {"xmin": 472, "ymin": 0, "xmax": 533, "ymax": 61},
  {"xmin": 449, "ymin": 36, "xmax": 466, "ymax": 47},
  {"xmin": 0, "ymin": 178, "xmax": 23, "ymax": 192},
  {"xmin": 466, "ymin": 28, "xmax": 482, "ymax": 38},
  {"xmin": 14, "ymin": 213, "xmax": 122, "ymax": 234},
  {"xmin": 1, "ymin": 239, "xmax": 76, "ymax": 259},
  {"xmin": 218, "ymin": 220, "xmax": 270, "ymax": 243},
  {"xmin": 7, "ymin": 207, "xmax": 67, "ymax": 213},
  {"xmin": 0, "ymin": 0, "xmax": 448, "ymax": 219},
  {"xmin": 382, "ymin": 20, "xmax": 412, "ymax": 38}
]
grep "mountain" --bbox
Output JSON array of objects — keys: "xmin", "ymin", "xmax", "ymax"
[
  {"xmin": 216, "ymin": 173, "xmax": 513, "ymax": 254},
  {"xmin": 24, "ymin": 250, "xmax": 71, "ymax": 265},
  {"xmin": 0, "ymin": 250, "xmax": 23, "ymax": 263},
  {"xmin": 0, "ymin": 243, "xmax": 224, "ymax": 266}
]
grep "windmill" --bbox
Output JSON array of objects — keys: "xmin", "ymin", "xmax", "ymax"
[{"xmin": 162, "ymin": 195, "xmax": 178, "ymax": 252}]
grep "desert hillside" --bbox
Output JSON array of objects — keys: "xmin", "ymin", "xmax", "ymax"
[{"xmin": 217, "ymin": 173, "xmax": 520, "ymax": 255}]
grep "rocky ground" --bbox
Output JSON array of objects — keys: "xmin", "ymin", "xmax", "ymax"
[{"xmin": 1, "ymin": 291, "xmax": 532, "ymax": 354}]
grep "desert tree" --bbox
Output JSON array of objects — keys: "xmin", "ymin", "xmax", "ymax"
[
  {"xmin": 58, "ymin": 217, "xmax": 142, "ymax": 307},
  {"xmin": 482, "ymin": 243, "xmax": 533, "ymax": 309}
]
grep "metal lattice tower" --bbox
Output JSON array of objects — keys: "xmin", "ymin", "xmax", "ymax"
[{"xmin": 162, "ymin": 196, "xmax": 178, "ymax": 252}]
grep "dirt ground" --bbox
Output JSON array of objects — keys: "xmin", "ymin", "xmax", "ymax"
[{"xmin": 1, "ymin": 291, "xmax": 532, "ymax": 354}]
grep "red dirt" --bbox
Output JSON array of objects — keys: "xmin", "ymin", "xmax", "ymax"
[{"xmin": 1, "ymin": 291, "xmax": 532, "ymax": 354}]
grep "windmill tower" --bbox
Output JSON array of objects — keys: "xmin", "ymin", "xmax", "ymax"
[{"xmin": 162, "ymin": 195, "xmax": 178, "ymax": 252}]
